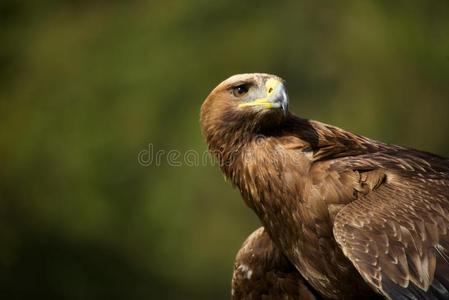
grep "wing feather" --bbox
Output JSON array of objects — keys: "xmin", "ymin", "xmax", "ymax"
[{"xmin": 333, "ymin": 174, "xmax": 449, "ymax": 299}]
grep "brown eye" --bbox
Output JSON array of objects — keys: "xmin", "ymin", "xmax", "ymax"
[{"xmin": 232, "ymin": 84, "xmax": 249, "ymax": 97}]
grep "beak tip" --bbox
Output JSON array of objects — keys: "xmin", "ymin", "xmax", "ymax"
[
  {"xmin": 279, "ymin": 88, "xmax": 289, "ymax": 116},
  {"xmin": 281, "ymin": 102, "xmax": 288, "ymax": 115}
]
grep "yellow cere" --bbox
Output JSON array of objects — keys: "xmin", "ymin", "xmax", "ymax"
[
  {"xmin": 238, "ymin": 78, "xmax": 281, "ymax": 109},
  {"xmin": 265, "ymin": 78, "xmax": 280, "ymax": 95}
]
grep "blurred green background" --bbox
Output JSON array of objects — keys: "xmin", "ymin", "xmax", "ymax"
[{"xmin": 0, "ymin": 0, "xmax": 448, "ymax": 299}]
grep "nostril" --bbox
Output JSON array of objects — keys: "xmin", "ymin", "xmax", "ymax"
[{"xmin": 268, "ymin": 87, "xmax": 273, "ymax": 94}]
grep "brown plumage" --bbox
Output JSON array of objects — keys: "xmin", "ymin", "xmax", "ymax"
[
  {"xmin": 200, "ymin": 73, "xmax": 449, "ymax": 300},
  {"xmin": 232, "ymin": 227, "xmax": 319, "ymax": 300}
]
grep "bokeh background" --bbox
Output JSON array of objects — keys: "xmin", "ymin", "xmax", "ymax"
[{"xmin": 1, "ymin": 1, "xmax": 448, "ymax": 299}]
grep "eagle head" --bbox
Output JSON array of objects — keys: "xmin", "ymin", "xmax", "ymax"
[{"xmin": 200, "ymin": 73, "xmax": 289, "ymax": 148}]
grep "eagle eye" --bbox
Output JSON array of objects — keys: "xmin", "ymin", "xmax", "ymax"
[{"xmin": 232, "ymin": 84, "xmax": 249, "ymax": 97}]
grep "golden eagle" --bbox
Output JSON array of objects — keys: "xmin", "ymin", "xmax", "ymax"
[{"xmin": 200, "ymin": 73, "xmax": 449, "ymax": 299}]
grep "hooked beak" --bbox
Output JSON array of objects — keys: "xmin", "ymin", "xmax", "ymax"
[{"xmin": 238, "ymin": 78, "xmax": 289, "ymax": 115}]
